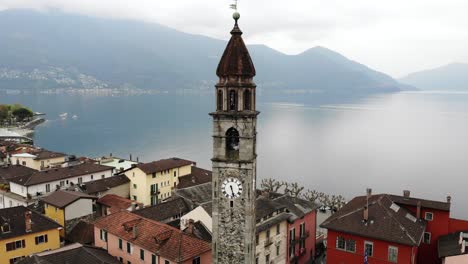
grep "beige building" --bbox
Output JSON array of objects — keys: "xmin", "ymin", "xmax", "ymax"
[
  {"xmin": 126, "ymin": 158, "xmax": 195, "ymax": 206},
  {"xmin": 11, "ymin": 150, "xmax": 66, "ymax": 171}
]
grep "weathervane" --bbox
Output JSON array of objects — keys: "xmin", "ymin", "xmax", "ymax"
[{"xmin": 230, "ymin": 0, "xmax": 238, "ymax": 11}]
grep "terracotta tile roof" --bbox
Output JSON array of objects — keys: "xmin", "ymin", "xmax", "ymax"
[
  {"xmin": 9, "ymin": 162, "xmax": 113, "ymax": 186},
  {"xmin": 321, "ymin": 194, "xmax": 426, "ymax": 246},
  {"xmin": 41, "ymin": 190, "xmax": 96, "ymax": 208},
  {"xmin": 133, "ymin": 197, "xmax": 190, "ymax": 222},
  {"xmin": 33, "ymin": 150, "xmax": 66, "ymax": 160},
  {"xmin": 82, "ymin": 174, "xmax": 130, "ymax": 195},
  {"xmin": 97, "ymin": 194, "xmax": 138, "ymax": 214},
  {"xmin": 177, "ymin": 167, "xmax": 212, "ymax": 189},
  {"xmin": 136, "ymin": 158, "xmax": 195, "ymax": 175},
  {"xmin": 216, "ymin": 22, "xmax": 256, "ymax": 78},
  {"xmin": 94, "ymin": 211, "xmax": 211, "ymax": 262},
  {"xmin": 17, "ymin": 243, "xmax": 120, "ymax": 264},
  {"xmin": 0, "ymin": 206, "xmax": 61, "ymax": 240},
  {"xmin": 389, "ymin": 194, "xmax": 451, "ymax": 211},
  {"xmin": 0, "ymin": 165, "xmax": 37, "ymax": 182}
]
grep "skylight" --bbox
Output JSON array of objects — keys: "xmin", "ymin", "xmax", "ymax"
[
  {"xmin": 390, "ymin": 203, "xmax": 400, "ymax": 212},
  {"xmin": 405, "ymin": 213, "xmax": 417, "ymax": 223}
]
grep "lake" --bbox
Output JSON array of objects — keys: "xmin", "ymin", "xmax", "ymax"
[{"xmin": 2, "ymin": 91, "xmax": 468, "ymax": 218}]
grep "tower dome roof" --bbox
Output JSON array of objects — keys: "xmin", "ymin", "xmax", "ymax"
[{"xmin": 216, "ymin": 20, "xmax": 256, "ymax": 78}]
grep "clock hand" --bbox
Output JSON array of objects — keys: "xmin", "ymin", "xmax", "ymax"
[{"xmin": 230, "ymin": 185, "xmax": 234, "ymax": 196}]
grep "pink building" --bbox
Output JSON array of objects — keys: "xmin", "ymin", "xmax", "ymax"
[{"xmin": 94, "ymin": 210, "xmax": 211, "ymax": 264}]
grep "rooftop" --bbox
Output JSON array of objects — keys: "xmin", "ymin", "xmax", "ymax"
[
  {"xmin": 9, "ymin": 162, "xmax": 114, "ymax": 186},
  {"xmin": 321, "ymin": 194, "xmax": 426, "ymax": 246},
  {"xmin": 136, "ymin": 158, "xmax": 195, "ymax": 175},
  {"xmin": 0, "ymin": 165, "xmax": 37, "ymax": 183},
  {"xmin": 173, "ymin": 182, "xmax": 211, "ymax": 207},
  {"xmin": 17, "ymin": 243, "xmax": 120, "ymax": 264},
  {"xmin": 438, "ymin": 231, "xmax": 468, "ymax": 258},
  {"xmin": 41, "ymin": 190, "xmax": 96, "ymax": 208},
  {"xmin": 177, "ymin": 167, "xmax": 212, "ymax": 189},
  {"xmin": 94, "ymin": 211, "xmax": 211, "ymax": 262},
  {"xmin": 81, "ymin": 174, "xmax": 130, "ymax": 195},
  {"xmin": 389, "ymin": 194, "xmax": 451, "ymax": 211},
  {"xmin": 0, "ymin": 206, "xmax": 61, "ymax": 240},
  {"xmin": 133, "ymin": 197, "xmax": 190, "ymax": 222},
  {"xmin": 97, "ymin": 194, "xmax": 138, "ymax": 214}
]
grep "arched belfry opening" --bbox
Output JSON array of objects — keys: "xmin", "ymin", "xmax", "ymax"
[
  {"xmin": 217, "ymin": 90, "xmax": 223, "ymax": 111},
  {"xmin": 229, "ymin": 90, "xmax": 237, "ymax": 111},
  {"xmin": 226, "ymin": 127, "xmax": 240, "ymax": 159},
  {"xmin": 243, "ymin": 90, "xmax": 251, "ymax": 110}
]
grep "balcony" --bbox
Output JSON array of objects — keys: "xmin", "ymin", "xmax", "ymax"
[
  {"xmin": 264, "ymin": 237, "xmax": 273, "ymax": 247},
  {"xmin": 289, "ymin": 247, "xmax": 307, "ymax": 263}
]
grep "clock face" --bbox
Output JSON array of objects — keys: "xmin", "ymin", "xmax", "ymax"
[{"xmin": 221, "ymin": 177, "xmax": 243, "ymax": 199}]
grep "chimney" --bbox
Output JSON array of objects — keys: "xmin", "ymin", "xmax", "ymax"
[
  {"xmin": 447, "ymin": 196, "xmax": 452, "ymax": 203},
  {"xmin": 25, "ymin": 211, "xmax": 32, "ymax": 232},
  {"xmin": 403, "ymin": 190, "xmax": 411, "ymax": 198},
  {"xmin": 132, "ymin": 224, "xmax": 138, "ymax": 239},
  {"xmin": 416, "ymin": 201, "xmax": 421, "ymax": 219},
  {"xmin": 187, "ymin": 219, "xmax": 195, "ymax": 234},
  {"xmin": 130, "ymin": 202, "xmax": 137, "ymax": 211},
  {"xmin": 364, "ymin": 188, "xmax": 372, "ymax": 222}
]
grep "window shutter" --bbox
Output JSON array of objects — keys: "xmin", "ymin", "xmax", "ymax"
[
  {"xmin": 45, "ymin": 235, "xmax": 48, "ymax": 243},
  {"xmin": 22, "ymin": 239, "xmax": 26, "ymax": 248},
  {"xmin": 35, "ymin": 237, "xmax": 39, "ymax": 245}
]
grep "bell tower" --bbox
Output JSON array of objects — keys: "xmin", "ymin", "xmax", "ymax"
[{"xmin": 210, "ymin": 11, "xmax": 258, "ymax": 264}]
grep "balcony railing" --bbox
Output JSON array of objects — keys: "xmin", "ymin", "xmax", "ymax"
[
  {"xmin": 300, "ymin": 231, "xmax": 310, "ymax": 240},
  {"xmin": 289, "ymin": 247, "xmax": 307, "ymax": 263}
]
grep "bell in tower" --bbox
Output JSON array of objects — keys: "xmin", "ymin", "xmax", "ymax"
[{"xmin": 210, "ymin": 10, "xmax": 259, "ymax": 264}]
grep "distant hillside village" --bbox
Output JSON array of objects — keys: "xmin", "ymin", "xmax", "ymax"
[{"xmin": 0, "ymin": 140, "xmax": 467, "ymax": 264}]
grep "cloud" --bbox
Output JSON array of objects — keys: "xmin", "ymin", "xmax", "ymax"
[{"xmin": 0, "ymin": 0, "xmax": 467, "ymax": 77}]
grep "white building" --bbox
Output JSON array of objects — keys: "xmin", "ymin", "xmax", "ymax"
[{"xmin": 0, "ymin": 162, "xmax": 113, "ymax": 208}]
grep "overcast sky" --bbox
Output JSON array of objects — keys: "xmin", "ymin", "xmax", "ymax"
[{"xmin": 1, "ymin": 0, "xmax": 467, "ymax": 77}]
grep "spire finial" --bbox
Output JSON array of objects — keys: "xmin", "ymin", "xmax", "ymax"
[{"xmin": 230, "ymin": 0, "xmax": 240, "ymax": 24}]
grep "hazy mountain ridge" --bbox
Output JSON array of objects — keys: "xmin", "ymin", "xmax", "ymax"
[
  {"xmin": 400, "ymin": 63, "xmax": 468, "ymax": 91},
  {"xmin": 0, "ymin": 9, "xmax": 409, "ymax": 95}
]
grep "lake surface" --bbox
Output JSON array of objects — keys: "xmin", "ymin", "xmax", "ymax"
[{"xmin": 2, "ymin": 91, "xmax": 468, "ymax": 218}]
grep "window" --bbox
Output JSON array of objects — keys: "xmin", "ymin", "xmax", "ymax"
[
  {"xmin": 243, "ymin": 90, "xmax": 251, "ymax": 110},
  {"xmin": 152, "ymin": 173, "xmax": 156, "ymax": 178},
  {"xmin": 126, "ymin": 242, "xmax": 133, "ymax": 254},
  {"xmin": 9, "ymin": 256, "xmax": 25, "ymax": 264},
  {"xmin": 78, "ymin": 177, "xmax": 83, "ymax": 184},
  {"xmin": 133, "ymin": 195, "xmax": 137, "ymax": 201},
  {"xmin": 255, "ymin": 234, "xmax": 259, "ymax": 244},
  {"xmin": 193, "ymin": 257, "xmax": 201, "ymax": 264},
  {"xmin": 118, "ymin": 238, "xmax": 123, "ymax": 250},
  {"xmin": 255, "ymin": 257, "xmax": 258, "ymax": 264},
  {"xmin": 59, "ymin": 181, "xmax": 64, "ymax": 187},
  {"xmin": 152, "ymin": 254, "xmax": 156, "ymax": 264},
  {"xmin": 425, "ymin": 212, "xmax": 434, "ymax": 221},
  {"xmin": 364, "ymin": 241, "xmax": 373, "ymax": 257},
  {"xmin": 276, "ymin": 224, "xmax": 280, "ymax": 235},
  {"xmin": 140, "ymin": 249, "xmax": 145, "ymax": 260},
  {"xmin": 266, "ymin": 230, "xmax": 270, "ymax": 238},
  {"xmin": 276, "ymin": 245, "xmax": 280, "ymax": 256},
  {"xmin": 119, "ymin": 257, "xmax": 123, "ymax": 263},
  {"xmin": 228, "ymin": 90, "xmax": 237, "ymax": 111},
  {"xmin": 100, "ymin": 229, "xmax": 107, "ymax": 242},
  {"xmin": 91, "ymin": 175, "xmax": 94, "ymax": 180},
  {"xmin": 35, "ymin": 234, "xmax": 48, "ymax": 245},
  {"xmin": 2, "ymin": 224, "xmax": 11, "ymax": 233},
  {"xmin": 165, "ymin": 260, "xmax": 170, "ymax": 264},
  {"xmin": 265, "ymin": 254, "xmax": 270, "ymax": 263},
  {"xmin": 299, "ymin": 222, "xmax": 306, "ymax": 248},
  {"xmin": 22, "ymin": 161, "xmax": 26, "ymax": 166},
  {"xmin": 336, "ymin": 236, "xmax": 345, "ymax": 250},
  {"xmin": 388, "ymin": 246, "xmax": 398, "ymax": 262},
  {"xmin": 45, "ymin": 184, "xmax": 50, "ymax": 192},
  {"xmin": 101, "ymin": 175, "xmax": 105, "ymax": 179},
  {"xmin": 424, "ymin": 232, "xmax": 431, "ymax": 244},
  {"xmin": 217, "ymin": 89, "xmax": 223, "ymax": 111},
  {"xmin": 133, "ymin": 184, "xmax": 137, "ymax": 189},
  {"xmin": 127, "ymin": 261, "xmax": 131, "ymax": 264},
  {"xmin": 346, "ymin": 239, "xmax": 356, "ymax": 252},
  {"xmin": 226, "ymin": 127, "xmax": 240, "ymax": 159},
  {"xmin": 174, "ymin": 171, "xmax": 177, "ymax": 177},
  {"xmin": 5, "ymin": 240, "xmax": 25, "ymax": 251}
]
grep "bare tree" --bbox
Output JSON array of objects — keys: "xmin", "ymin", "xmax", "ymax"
[
  {"xmin": 260, "ymin": 178, "xmax": 284, "ymax": 193},
  {"xmin": 285, "ymin": 182, "xmax": 304, "ymax": 197}
]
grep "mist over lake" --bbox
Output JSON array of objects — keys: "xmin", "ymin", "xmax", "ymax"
[{"xmin": 2, "ymin": 91, "xmax": 468, "ymax": 218}]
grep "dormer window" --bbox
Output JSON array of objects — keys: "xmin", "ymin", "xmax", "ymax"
[{"xmin": 1, "ymin": 223, "xmax": 11, "ymax": 233}]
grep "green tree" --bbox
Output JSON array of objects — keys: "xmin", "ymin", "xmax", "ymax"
[
  {"xmin": 12, "ymin": 107, "xmax": 33, "ymax": 121},
  {"xmin": 0, "ymin": 105, "xmax": 8, "ymax": 123}
]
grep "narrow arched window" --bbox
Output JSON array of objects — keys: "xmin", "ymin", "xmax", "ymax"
[
  {"xmin": 217, "ymin": 90, "xmax": 223, "ymax": 111},
  {"xmin": 226, "ymin": 127, "xmax": 240, "ymax": 159},
  {"xmin": 229, "ymin": 90, "xmax": 237, "ymax": 111},
  {"xmin": 243, "ymin": 90, "xmax": 251, "ymax": 110}
]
